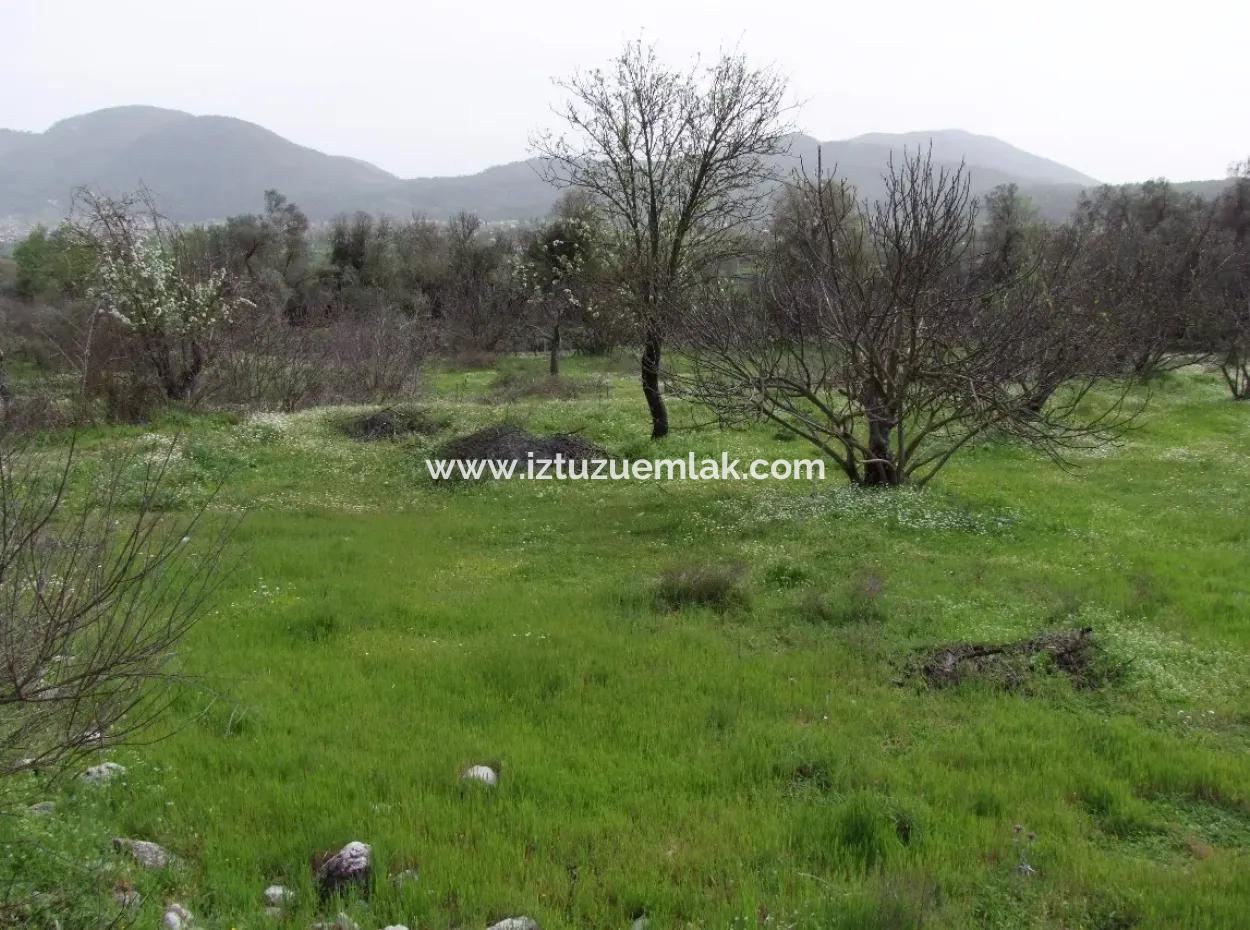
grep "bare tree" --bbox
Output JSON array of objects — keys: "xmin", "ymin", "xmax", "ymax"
[
  {"xmin": 1, "ymin": 432, "xmax": 232, "ymax": 775},
  {"xmin": 1210, "ymin": 158, "xmax": 1250, "ymax": 398},
  {"xmin": 534, "ymin": 40, "xmax": 791, "ymax": 438},
  {"xmin": 437, "ymin": 213, "xmax": 528, "ymax": 352},
  {"xmin": 977, "ymin": 184, "xmax": 1125, "ymax": 415},
  {"xmin": 1071, "ymin": 181, "xmax": 1217, "ymax": 378},
  {"xmin": 677, "ymin": 150, "xmax": 1135, "ymax": 486}
]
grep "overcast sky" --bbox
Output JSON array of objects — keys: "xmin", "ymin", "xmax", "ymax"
[{"xmin": 4, "ymin": 0, "xmax": 1244, "ymax": 184}]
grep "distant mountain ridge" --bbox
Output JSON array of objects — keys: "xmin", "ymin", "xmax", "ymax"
[{"xmin": 0, "ymin": 106, "xmax": 1229, "ymax": 234}]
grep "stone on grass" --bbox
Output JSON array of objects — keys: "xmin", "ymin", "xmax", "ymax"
[
  {"xmin": 461, "ymin": 764, "xmax": 498, "ymax": 787},
  {"xmin": 310, "ymin": 912, "xmax": 359, "ymax": 930},
  {"xmin": 82, "ymin": 761, "xmax": 126, "ymax": 784},
  {"xmin": 316, "ymin": 840, "xmax": 371, "ymax": 898},
  {"xmin": 381, "ymin": 926, "xmax": 410, "ymax": 930},
  {"xmin": 113, "ymin": 837, "xmax": 172, "ymax": 869},
  {"xmin": 487, "ymin": 918, "xmax": 538, "ymax": 930},
  {"xmin": 630, "ymin": 918, "xmax": 649, "ymax": 930},
  {"xmin": 27, "ymin": 801, "xmax": 55, "ymax": 817},
  {"xmin": 163, "ymin": 903, "xmax": 193, "ymax": 930},
  {"xmin": 264, "ymin": 884, "xmax": 294, "ymax": 907}
]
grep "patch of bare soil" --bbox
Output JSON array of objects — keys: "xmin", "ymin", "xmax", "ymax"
[{"xmin": 915, "ymin": 627, "xmax": 1107, "ymax": 690}]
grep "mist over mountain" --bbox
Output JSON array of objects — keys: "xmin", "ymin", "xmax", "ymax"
[{"xmin": 0, "ymin": 106, "xmax": 1229, "ymax": 233}]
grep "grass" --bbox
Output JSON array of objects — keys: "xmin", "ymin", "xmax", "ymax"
[{"xmin": 3, "ymin": 355, "xmax": 1250, "ymax": 929}]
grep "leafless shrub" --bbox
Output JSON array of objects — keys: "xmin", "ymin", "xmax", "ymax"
[
  {"xmin": 323, "ymin": 308, "xmax": 427, "ymax": 402},
  {"xmin": 0, "ymin": 432, "xmax": 233, "ymax": 775},
  {"xmin": 207, "ymin": 306, "xmax": 428, "ymax": 410},
  {"xmin": 207, "ymin": 307, "xmax": 329, "ymax": 412}
]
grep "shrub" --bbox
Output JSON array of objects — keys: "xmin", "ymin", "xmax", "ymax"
[
  {"xmin": 654, "ymin": 561, "xmax": 749, "ymax": 612},
  {"xmin": 208, "ymin": 307, "xmax": 429, "ymax": 411},
  {"xmin": 0, "ymin": 433, "xmax": 233, "ymax": 774}
]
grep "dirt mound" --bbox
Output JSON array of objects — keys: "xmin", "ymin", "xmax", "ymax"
[
  {"xmin": 339, "ymin": 406, "xmax": 445, "ymax": 441},
  {"xmin": 915, "ymin": 627, "xmax": 1105, "ymax": 690},
  {"xmin": 438, "ymin": 424, "xmax": 606, "ymax": 466}
]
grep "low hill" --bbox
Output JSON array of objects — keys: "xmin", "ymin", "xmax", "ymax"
[{"xmin": 0, "ymin": 106, "xmax": 1230, "ymax": 232}]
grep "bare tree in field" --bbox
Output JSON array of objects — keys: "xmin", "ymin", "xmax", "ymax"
[
  {"xmin": 978, "ymin": 184, "xmax": 1125, "ymax": 415},
  {"xmin": 1071, "ymin": 181, "xmax": 1217, "ymax": 378},
  {"xmin": 677, "ymin": 150, "xmax": 1135, "ymax": 486},
  {"xmin": 1, "ymin": 433, "xmax": 232, "ymax": 776},
  {"xmin": 534, "ymin": 41, "xmax": 791, "ymax": 438},
  {"xmin": 1209, "ymin": 158, "xmax": 1250, "ymax": 399}
]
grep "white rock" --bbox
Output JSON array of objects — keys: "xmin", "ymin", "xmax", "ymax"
[
  {"xmin": 461, "ymin": 764, "xmax": 498, "ymax": 786},
  {"xmin": 263, "ymin": 884, "xmax": 294, "ymax": 907},
  {"xmin": 630, "ymin": 919, "xmax": 649, "ymax": 930},
  {"xmin": 112, "ymin": 837, "xmax": 172, "ymax": 869},
  {"xmin": 310, "ymin": 913, "xmax": 359, "ymax": 930},
  {"xmin": 381, "ymin": 926, "xmax": 410, "ymax": 930},
  {"xmin": 315, "ymin": 841, "xmax": 371, "ymax": 897},
  {"xmin": 163, "ymin": 903, "xmax": 193, "ymax": 930},
  {"xmin": 82, "ymin": 761, "xmax": 126, "ymax": 784},
  {"xmin": 487, "ymin": 918, "xmax": 538, "ymax": 930}
]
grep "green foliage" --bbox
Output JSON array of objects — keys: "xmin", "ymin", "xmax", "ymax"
[{"xmin": 11, "ymin": 223, "xmax": 93, "ymax": 298}]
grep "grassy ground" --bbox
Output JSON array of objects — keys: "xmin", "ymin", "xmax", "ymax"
[{"xmin": 3, "ymin": 356, "xmax": 1249, "ymax": 929}]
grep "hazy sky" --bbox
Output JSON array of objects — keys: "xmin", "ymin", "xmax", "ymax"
[{"xmin": 4, "ymin": 0, "xmax": 1244, "ymax": 183}]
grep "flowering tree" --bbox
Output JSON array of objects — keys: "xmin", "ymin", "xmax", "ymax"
[
  {"xmin": 513, "ymin": 196, "xmax": 602, "ymax": 375},
  {"xmin": 71, "ymin": 190, "xmax": 248, "ymax": 401}
]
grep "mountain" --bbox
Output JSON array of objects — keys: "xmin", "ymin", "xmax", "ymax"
[
  {"xmin": 0, "ymin": 106, "xmax": 404, "ymax": 223},
  {"xmin": 843, "ymin": 129, "xmax": 1098, "ymax": 186},
  {"xmin": 0, "ymin": 106, "xmax": 1227, "ymax": 237},
  {"xmin": 773, "ymin": 132, "xmax": 1098, "ymax": 216}
]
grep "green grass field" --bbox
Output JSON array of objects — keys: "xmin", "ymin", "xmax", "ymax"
[{"xmin": 5, "ymin": 357, "xmax": 1250, "ymax": 930}]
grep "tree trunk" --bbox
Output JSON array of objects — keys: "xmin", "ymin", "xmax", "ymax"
[
  {"xmin": 1222, "ymin": 350, "xmax": 1250, "ymax": 400},
  {"xmin": 862, "ymin": 415, "xmax": 898, "ymax": 486},
  {"xmin": 641, "ymin": 325, "xmax": 668, "ymax": 439},
  {"xmin": 549, "ymin": 320, "xmax": 561, "ymax": 376},
  {"xmin": 1023, "ymin": 378, "xmax": 1060, "ymax": 417}
]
